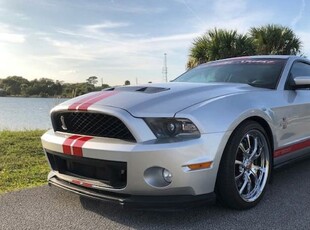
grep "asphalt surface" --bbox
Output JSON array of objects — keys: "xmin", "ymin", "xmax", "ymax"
[{"xmin": 1, "ymin": 159, "xmax": 310, "ymax": 230}]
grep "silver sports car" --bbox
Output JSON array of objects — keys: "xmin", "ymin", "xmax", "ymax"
[{"xmin": 41, "ymin": 55, "xmax": 310, "ymax": 209}]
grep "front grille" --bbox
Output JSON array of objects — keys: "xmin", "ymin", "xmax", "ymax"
[
  {"xmin": 52, "ymin": 112, "xmax": 136, "ymax": 142},
  {"xmin": 47, "ymin": 151, "xmax": 127, "ymax": 189}
]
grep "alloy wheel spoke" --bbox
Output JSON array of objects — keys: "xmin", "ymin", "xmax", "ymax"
[
  {"xmin": 249, "ymin": 169, "xmax": 258, "ymax": 184},
  {"xmin": 252, "ymin": 146, "xmax": 263, "ymax": 161},
  {"xmin": 246, "ymin": 134, "xmax": 251, "ymax": 152},
  {"xmin": 234, "ymin": 128, "xmax": 270, "ymax": 202},
  {"xmin": 235, "ymin": 160, "xmax": 245, "ymax": 180},
  {"xmin": 235, "ymin": 170, "xmax": 244, "ymax": 180},
  {"xmin": 239, "ymin": 142, "xmax": 247, "ymax": 154},
  {"xmin": 239, "ymin": 174, "xmax": 249, "ymax": 194},
  {"xmin": 252, "ymin": 164, "xmax": 266, "ymax": 174},
  {"xmin": 247, "ymin": 177, "xmax": 252, "ymax": 193},
  {"xmin": 249, "ymin": 137, "xmax": 258, "ymax": 160}
]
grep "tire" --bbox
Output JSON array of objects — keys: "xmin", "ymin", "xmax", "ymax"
[{"xmin": 216, "ymin": 121, "xmax": 271, "ymax": 209}]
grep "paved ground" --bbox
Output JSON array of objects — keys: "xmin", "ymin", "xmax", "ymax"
[{"xmin": 1, "ymin": 158, "xmax": 310, "ymax": 230}]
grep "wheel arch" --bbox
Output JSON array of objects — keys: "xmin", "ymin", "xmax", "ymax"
[
  {"xmin": 242, "ymin": 116, "xmax": 274, "ymax": 155},
  {"xmin": 224, "ymin": 116, "xmax": 275, "ymax": 169},
  {"xmin": 215, "ymin": 117, "xmax": 274, "ymax": 208},
  {"xmin": 243, "ymin": 117, "xmax": 275, "ymax": 179},
  {"xmin": 215, "ymin": 116, "xmax": 274, "ymax": 187}
]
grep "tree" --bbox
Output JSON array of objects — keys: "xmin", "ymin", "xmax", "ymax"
[
  {"xmin": 186, "ymin": 57, "xmax": 200, "ymax": 69},
  {"xmin": 187, "ymin": 25, "xmax": 303, "ymax": 69},
  {"xmin": 249, "ymin": 24, "xmax": 302, "ymax": 55},
  {"xmin": 100, "ymin": 84, "xmax": 110, "ymax": 89},
  {"xmin": 86, "ymin": 76, "xmax": 98, "ymax": 85},
  {"xmin": 187, "ymin": 28, "xmax": 255, "ymax": 68},
  {"xmin": 0, "ymin": 88, "xmax": 6, "ymax": 96},
  {"xmin": 124, "ymin": 80, "xmax": 130, "ymax": 85},
  {"xmin": 1, "ymin": 76, "xmax": 29, "ymax": 95}
]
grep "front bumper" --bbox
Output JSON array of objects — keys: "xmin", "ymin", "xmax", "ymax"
[
  {"xmin": 42, "ymin": 128, "xmax": 231, "ymax": 205},
  {"xmin": 49, "ymin": 176, "xmax": 216, "ymax": 208}
]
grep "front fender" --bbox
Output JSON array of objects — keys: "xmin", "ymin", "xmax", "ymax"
[{"xmin": 175, "ymin": 91, "xmax": 277, "ymax": 136}]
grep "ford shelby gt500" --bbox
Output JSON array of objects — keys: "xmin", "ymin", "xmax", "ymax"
[{"xmin": 41, "ymin": 55, "xmax": 310, "ymax": 209}]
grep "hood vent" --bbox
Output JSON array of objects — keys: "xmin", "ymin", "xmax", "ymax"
[
  {"xmin": 135, "ymin": 87, "xmax": 169, "ymax": 93},
  {"xmin": 105, "ymin": 86, "xmax": 169, "ymax": 94}
]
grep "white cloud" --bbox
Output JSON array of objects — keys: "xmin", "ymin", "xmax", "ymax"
[
  {"xmin": 59, "ymin": 69, "xmax": 77, "ymax": 75},
  {"xmin": 0, "ymin": 24, "xmax": 25, "ymax": 43},
  {"xmin": 175, "ymin": 0, "xmax": 205, "ymax": 24},
  {"xmin": 56, "ymin": 1, "xmax": 166, "ymax": 15},
  {"xmin": 291, "ymin": 0, "xmax": 306, "ymax": 28},
  {"xmin": 40, "ymin": 17, "xmax": 198, "ymax": 66},
  {"xmin": 83, "ymin": 21, "xmax": 130, "ymax": 32},
  {"xmin": 34, "ymin": 25, "xmax": 197, "ymax": 84},
  {"xmin": 1, "ymin": 0, "xmax": 308, "ymax": 86},
  {"xmin": 194, "ymin": 9, "xmax": 273, "ymax": 34},
  {"xmin": 213, "ymin": 0, "xmax": 247, "ymax": 18},
  {"xmin": 141, "ymin": 33, "xmax": 200, "ymax": 43},
  {"xmin": 0, "ymin": 32, "xmax": 25, "ymax": 43},
  {"xmin": 102, "ymin": 4, "xmax": 166, "ymax": 14},
  {"xmin": 296, "ymin": 31, "xmax": 310, "ymax": 57}
]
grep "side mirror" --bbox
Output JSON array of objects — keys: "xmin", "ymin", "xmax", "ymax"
[{"xmin": 291, "ymin": 76, "xmax": 310, "ymax": 89}]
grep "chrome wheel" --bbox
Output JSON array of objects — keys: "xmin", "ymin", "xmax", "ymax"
[
  {"xmin": 235, "ymin": 130, "xmax": 270, "ymax": 202},
  {"xmin": 217, "ymin": 121, "xmax": 271, "ymax": 209}
]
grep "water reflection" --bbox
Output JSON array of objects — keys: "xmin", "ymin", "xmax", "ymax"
[{"xmin": 0, "ymin": 97, "xmax": 67, "ymax": 130}]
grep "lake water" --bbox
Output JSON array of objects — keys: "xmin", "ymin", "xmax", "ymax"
[{"xmin": 0, "ymin": 97, "xmax": 68, "ymax": 130}]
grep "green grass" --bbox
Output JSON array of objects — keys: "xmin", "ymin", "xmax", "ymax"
[{"xmin": 0, "ymin": 130, "xmax": 50, "ymax": 194}]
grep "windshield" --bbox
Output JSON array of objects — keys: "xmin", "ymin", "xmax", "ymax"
[{"xmin": 173, "ymin": 58, "xmax": 287, "ymax": 89}]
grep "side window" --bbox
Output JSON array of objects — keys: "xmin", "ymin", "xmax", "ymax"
[
  {"xmin": 286, "ymin": 62, "xmax": 310, "ymax": 90},
  {"xmin": 290, "ymin": 62, "xmax": 310, "ymax": 77}
]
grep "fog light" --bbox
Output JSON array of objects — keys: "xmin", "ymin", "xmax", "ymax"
[
  {"xmin": 162, "ymin": 168, "xmax": 173, "ymax": 183},
  {"xmin": 144, "ymin": 167, "xmax": 172, "ymax": 188}
]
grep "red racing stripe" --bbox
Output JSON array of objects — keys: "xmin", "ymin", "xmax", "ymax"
[
  {"xmin": 72, "ymin": 136, "xmax": 93, "ymax": 157},
  {"xmin": 274, "ymin": 139, "xmax": 310, "ymax": 158},
  {"xmin": 71, "ymin": 179, "xmax": 81, "ymax": 185},
  {"xmin": 71, "ymin": 180, "xmax": 93, "ymax": 188},
  {"xmin": 81, "ymin": 182, "xmax": 93, "ymax": 188},
  {"xmin": 68, "ymin": 93, "xmax": 101, "ymax": 110},
  {"xmin": 77, "ymin": 91, "xmax": 118, "ymax": 111},
  {"xmin": 62, "ymin": 135, "xmax": 82, "ymax": 155}
]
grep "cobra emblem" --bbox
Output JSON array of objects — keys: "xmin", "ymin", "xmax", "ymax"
[{"xmin": 60, "ymin": 115, "xmax": 68, "ymax": 130}]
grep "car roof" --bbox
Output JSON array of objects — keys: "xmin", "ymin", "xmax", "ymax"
[
  {"xmin": 200, "ymin": 55, "xmax": 309, "ymax": 67},
  {"xmin": 215, "ymin": 55, "xmax": 290, "ymax": 61}
]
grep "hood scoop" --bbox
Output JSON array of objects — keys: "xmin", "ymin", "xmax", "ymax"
[{"xmin": 106, "ymin": 86, "xmax": 170, "ymax": 94}]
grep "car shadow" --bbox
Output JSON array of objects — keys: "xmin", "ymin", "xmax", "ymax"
[{"xmin": 78, "ymin": 157, "xmax": 310, "ymax": 229}]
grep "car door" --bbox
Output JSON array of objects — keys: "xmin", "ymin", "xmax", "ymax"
[{"xmin": 273, "ymin": 61, "xmax": 310, "ymax": 164}]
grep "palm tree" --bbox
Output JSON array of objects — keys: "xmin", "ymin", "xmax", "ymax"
[
  {"xmin": 186, "ymin": 57, "xmax": 200, "ymax": 69},
  {"xmin": 187, "ymin": 28, "xmax": 255, "ymax": 69},
  {"xmin": 249, "ymin": 24, "xmax": 302, "ymax": 55},
  {"xmin": 187, "ymin": 34, "xmax": 209, "ymax": 67}
]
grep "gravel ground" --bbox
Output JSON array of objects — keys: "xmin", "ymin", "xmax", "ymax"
[{"xmin": 1, "ymin": 158, "xmax": 310, "ymax": 230}]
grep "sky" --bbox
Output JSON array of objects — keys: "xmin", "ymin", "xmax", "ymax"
[{"xmin": 0, "ymin": 0, "xmax": 309, "ymax": 86}]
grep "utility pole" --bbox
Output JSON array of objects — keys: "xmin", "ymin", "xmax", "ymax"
[{"xmin": 162, "ymin": 53, "xmax": 168, "ymax": 82}]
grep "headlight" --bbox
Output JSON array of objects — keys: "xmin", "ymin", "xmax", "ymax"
[{"xmin": 144, "ymin": 118, "xmax": 200, "ymax": 139}]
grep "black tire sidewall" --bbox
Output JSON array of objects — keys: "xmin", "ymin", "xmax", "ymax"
[{"xmin": 216, "ymin": 121, "xmax": 271, "ymax": 209}]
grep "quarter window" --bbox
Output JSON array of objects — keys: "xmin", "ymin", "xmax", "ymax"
[
  {"xmin": 287, "ymin": 61, "xmax": 310, "ymax": 90},
  {"xmin": 290, "ymin": 62, "xmax": 310, "ymax": 77}
]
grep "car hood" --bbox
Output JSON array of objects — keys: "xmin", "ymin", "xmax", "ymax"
[{"xmin": 58, "ymin": 82, "xmax": 268, "ymax": 117}]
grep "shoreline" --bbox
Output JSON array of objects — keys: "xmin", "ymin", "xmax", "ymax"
[{"xmin": 0, "ymin": 95, "xmax": 71, "ymax": 99}]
